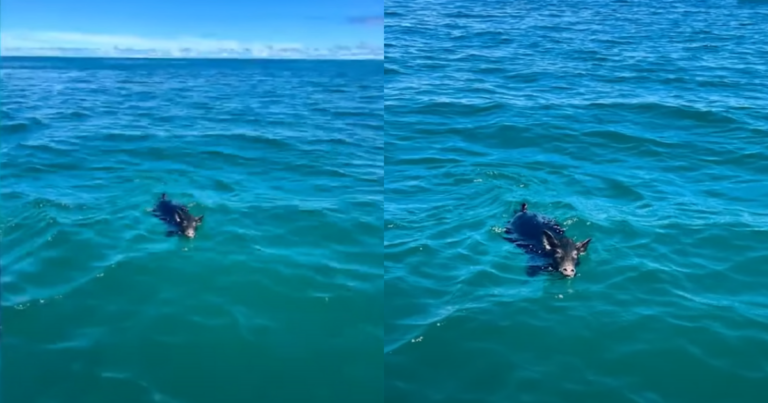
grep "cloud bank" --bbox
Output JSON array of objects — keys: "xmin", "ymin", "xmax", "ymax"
[{"xmin": 0, "ymin": 31, "xmax": 383, "ymax": 59}]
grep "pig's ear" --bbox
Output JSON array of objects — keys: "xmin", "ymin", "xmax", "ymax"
[
  {"xmin": 196, "ymin": 215, "xmax": 204, "ymax": 224},
  {"xmin": 542, "ymin": 230, "xmax": 559, "ymax": 251},
  {"xmin": 576, "ymin": 238, "xmax": 592, "ymax": 254}
]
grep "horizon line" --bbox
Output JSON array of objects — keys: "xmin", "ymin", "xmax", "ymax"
[
  {"xmin": 0, "ymin": 31, "xmax": 383, "ymax": 60},
  {"xmin": 0, "ymin": 54, "xmax": 383, "ymax": 61}
]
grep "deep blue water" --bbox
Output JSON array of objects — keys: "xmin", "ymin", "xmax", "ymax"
[
  {"xmin": 385, "ymin": 1, "xmax": 768, "ymax": 402},
  {"xmin": 1, "ymin": 56, "xmax": 383, "ymax": 403}
]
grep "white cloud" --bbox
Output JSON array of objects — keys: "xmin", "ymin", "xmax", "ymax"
[{"xmin": 0, "ymin": 31, "xmax": 383, "ymax": 59}]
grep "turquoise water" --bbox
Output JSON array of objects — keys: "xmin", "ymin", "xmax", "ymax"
[
  {"xmin": 385, "ymin": 1, "xmax": 768, "ymax": 402},
  {"xmin": 1, "ymin": 57, "xmax": 383, "ymax": 402}
]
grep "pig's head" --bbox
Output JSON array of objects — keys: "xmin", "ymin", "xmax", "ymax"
[{"xmin": 542, "ymin": 229, "xmax": 591, "ymax": 278}]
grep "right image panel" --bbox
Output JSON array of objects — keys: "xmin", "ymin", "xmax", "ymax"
[{"xmin": 384, "ymin": 1, "xmax": 768, "ymax": 402}]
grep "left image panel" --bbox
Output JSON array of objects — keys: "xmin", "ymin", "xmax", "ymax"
[{"xmin": 0, "ymin": 2, "xmax": 384, "ymax": 402}]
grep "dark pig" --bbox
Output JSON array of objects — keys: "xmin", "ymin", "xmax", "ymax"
[
  {"xmin": 502, "ymin": 203, "xmax": 591, "ymax": 278},
  {"xmin": 151, "ymin": 193, "xmax": 204, "ymax": 238}
]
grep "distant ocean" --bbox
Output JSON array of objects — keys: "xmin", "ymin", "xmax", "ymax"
[
  {"xmin": 385, "ymin": 1, "xmax": 768, "ymax": 403},
  {"xmin": 1, "ymin": 56, "xmax": 383, "ymax": 403}
]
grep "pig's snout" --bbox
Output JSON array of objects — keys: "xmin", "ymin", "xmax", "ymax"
[{"xmin": 559, "ymin": 265, "xmax": 576, "ymax": 278}]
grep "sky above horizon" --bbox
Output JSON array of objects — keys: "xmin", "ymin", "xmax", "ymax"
[{"xmin": 0, "ymin": 0, "xmax": 383, "ymax": 59}]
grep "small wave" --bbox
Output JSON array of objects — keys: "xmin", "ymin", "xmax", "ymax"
[
  {"xmin": 584, "ymin": 101, "xmax": 742, "ymax": 125},
  {"xmin": 1, "ymin": 121, "xmax": 33, "ymax": 135},
  {"xmin": 0, "ymin": 116, "xmax": 46, "ymax": 135},
  {"xmin": 67, "ymin": 110, "xmax": 92, "ymax": 118},
  {"xmin": 410, "ymin": 99, "xmax": 507, "ymax": 116},
  {"xmin": 385, "ymin": 65, "xmax": 407, "ymax": 75}
]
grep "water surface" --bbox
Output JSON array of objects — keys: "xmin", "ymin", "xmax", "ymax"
[
  {"xmin": 385, "ymin": 1, "xmax": 768, "ymax": 402},
  {"xmin": 1, "ymin": 56, "xmax": 383, "ymax": 403}
]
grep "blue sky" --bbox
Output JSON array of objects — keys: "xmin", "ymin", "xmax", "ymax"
[{"xmin": 0, "ymin": 0, "xmax": 383, "ymax": 59}]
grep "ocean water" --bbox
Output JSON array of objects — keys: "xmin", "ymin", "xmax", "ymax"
[
  {"xmin": 0, "ymin": 57, "xmax": 383, "ymax": 403},
  {"xmin": 385, "ymin": 1, "xmax": 768, "ymax": 403}
]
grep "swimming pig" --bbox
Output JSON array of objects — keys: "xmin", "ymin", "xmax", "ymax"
[
  {"xmin": 151, "ymin": 193, "xmax": 204, "ymax": 238},
  {"xmin": 502, "ymin": 203, "xmax": 591, "ymax": 278}
]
